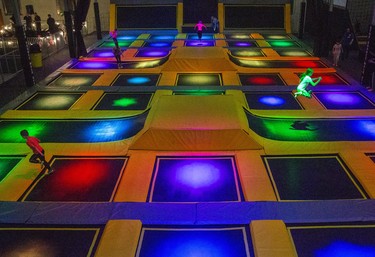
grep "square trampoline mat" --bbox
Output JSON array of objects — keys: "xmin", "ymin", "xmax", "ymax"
[
  {"xmin": 15, "ymin": 92, "xmax": 83, "ymax": 110},
  {"xmin": 136, "ymin": 226, "xmax": 254, "ymax": 257},
  {"xmin": 0, "ymin": 155, "xmax": 23, "ymax": 182},
  {"xmin": 111, "ymin": 74, "xmax": 160, "ymax": 87},
  {"xmin": 289, "ymin": 224, "xmax": 375, "ymax": 257},
  {"xmin": 148, "ymin": 156, "xmax": 243, "ymax": 202},
  {"xmin": 314, "ymin": 92, "xmax": 375, "ymax": 109},
  {"xmin": 245, "ymin": 92, "xmax": 302, "ymax": 110},
  {"xmin": 20, "ymin": 157, "xmax": 128, "ymax": 202},
  {"xmin": 263, "ymin": 155, "xmax": 368, "ymax": 200},
  {"xmin": 239, "ymin": 74, "xmax": 286, "ymax": 86},
  {"xmin": 93, "ymin": 93, "xmax": 153, "ymax": 110},
  {"xmin": 0, "ymin": 225, "xmax": 102, "ymax": 257},
  {"xmin": 176, "ymin": 73, "xmax": 222, "ymax": 86},
  {"xmin": 47, "ymin": 74, "xmax": 101, "ymax": 87}
]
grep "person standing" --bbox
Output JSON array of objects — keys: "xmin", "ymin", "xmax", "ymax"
[
  {"xmin": 23, "ymin": 13, "xmax": 32, "ymax": 31},
  {"xmin": 332, "ymin": 38, "xmax": 343, "ymax": 67},
  {"xmin": 110, "ymin": 29, "xmax": 119, "ymax": 47},
  {"xmin": 194, "ymin": 21, "xmax": 207, "ymax": 41},
  {"xmin": 20, "ymin": 130, "xmax": 54, "ymax": 174},
  {"xmin": 211, "ymin": 16, "xmax": 219, "ymax": 33},
  {"xmin": 47, "ymin": 14, "xmax": 56, "ymax": 33},
  {"xmin": 112, "ymin": 45, "xmax": 123, "ymax": 68},
  {"xmin": 34, "ymin": 12, "xmax": 41, "ymax": 35},
  {"xmin": 341, "ymin": 28, "xmax": 354, "ymax": 60}
]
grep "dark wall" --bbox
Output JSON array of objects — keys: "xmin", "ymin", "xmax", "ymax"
[
  {"xmin": 224, "ymin": 5, "xmax": 284, "ymax": 29},
  {"xmin": 183, "ymin": 0, "xmax": 218, "ymax": 24},
  {"xmin": 117, "ymin": 6, "xmax": 177, "ymax": 29}
]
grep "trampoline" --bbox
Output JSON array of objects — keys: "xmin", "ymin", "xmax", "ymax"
[
  {"xmin": 226, "ymin": 41, "xmax": 258, "ymax": 48},
  {"xmin": 263, "ymin": 155, "xmax": 367, "ymax": 200},
  {"xmin": 289, "ymin": 224, "xmax": 375, "ymax": 257},
  {"xmin": 239, "ymin": 74, "xmax": 286, "ymax": 86},
  {"xmin": 148, "ymin": 156, "xmax": 243, "ymax": 202},
  {"xmin": 275, "ymin": 49, "xmax": 312, "ymax": 57},
  {"xmin": 231, "ymin": 58, "xmax": 328, "ymax": 68},
  {"xmin": 184, "ymin": 40, "xmax": 215, "ymax": 47},
  {"xmin": 21, "ymin": 157, "xmax": 127, "ymax": 202},
  {"xmin": 135, "ymin": 49, "xmax": 170, "ymax": 57},
  {"xmin": 246, "ymin": 110, "xmax": 375, "ymax": 141},
  {"xmin": 176, "ymin": 73, "xmax": 222, "ymax": 86},
  {"xmin": 314, "ymin": 92, "xmax": 375, "ymax": 109},
  {"xmin": 0, "ymin": 156, "xmax": 23, "ymax": 182},
  {"xmin": 229, "ymin": 49, "xmax": 265, "ymax": 57},
  {"xmin": 245, "ymin": 92, "xmax": 302, "ymax": 110},
  {"xmin": 0, "ymin": 112, "xmax": 148, "ymax": 143},
  {"xmin": 111, "ymin": 74, "xmax": 160, "ymax": 87},
  {"xmin": 0, "ymin": 225, "xmax": 102, "ymax": 257},
  {"xmin": 295, "ymin": 72, "xmax": 350, "ymax": 85},
  {"xmin": 15, "ymin": 92, "xmax": 83, "ymax": 110},
  {"xmin": 137, "ymin": 226, "xmax": 254, "ymax": 257},
  {"xmin": 93, "ymin": 93, "xmax": 153, "ymax": 110},
  {"xmin": 47, "ymin": 74, "xmax": 101, "ymax": 87}
]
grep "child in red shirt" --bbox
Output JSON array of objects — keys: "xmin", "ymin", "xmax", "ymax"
[
  {"xmin": 194, "ymin": 21, "xmax": 207, "ymax": 41},
  {"xmin": 20, "ymin": 129, "xmax": 54, "ymax": 174}
]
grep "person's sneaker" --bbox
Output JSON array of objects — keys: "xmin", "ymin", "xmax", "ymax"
[
  {"xmin": 40, "ymin": 161, "xmax": 45, "ymax": 169},
  {"xmin": 47, "ymin": 168, "xmax": 55, "ymax": 175}
]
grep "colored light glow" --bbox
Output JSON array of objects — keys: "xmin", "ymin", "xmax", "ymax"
[
  {"xmin": 317, "ymin": 74, "xmax": 343, "ymax": 84},
  {"xmin": 185, "ymin": 40, "xmax": 215, "ymax": 47},
  {"xmin": 127, "ymin": 77, "xmax": 151, "ymax": 84},
  {"xmin": 315, "ymin": 241, "xmax": 375, "ymax": 257},
  {"xmin": 151, "ymin": 35, "xmax": 176, "ymax": 40},
  {"xmin": 139, "ymin": 228, "xmax": 250, "ymax": 257},
  {"xmin": 266, "ymin": 35, "xmax": 288, "ymax": 39},
  {"xmin": 238, "ymin": 60, "xmax": 268, "ymax": 67},
  {"xmin": 278, "ymin": 50, "xmax": 310, "ymax": 57},
  {"xmin": 117, "ymin": 35, "xmax": 137, "ymax": 40},
  {"xmin": 52, "ymin": 76, "xmax": 94, "ymax": 86},
  {"xmin": 85, "ymin": 120, "xmax": 132, "ymax": 141},
  {"xmin": 136, "ymin": 50, "xmax": 169, "ymax": 57},
  {"xmin": 73, "ymin": 61, "xmax": 113, "ymax": 69},
  {"xmin": 188, "ymin": 35, "xmax": 213, "ymax": 40},
  {"xmin": 1, "ymin": 122, "xmax": 46, "ymax": 143},
  {"xmin": 358, "ymin": 121, "xmax": 375, "ymax": 136},
  {"xmin": 35, "ymin": 95, "xmax": 79, "ymax": 108},
  {"xmin": 234, "ymin": 42, "xmax": 253, "ymax": 47},
  {"xmin": 292, "ymin": 61, "xmax": 322, "ymax": 68},
  {"xmin": 179, "ymin": 74, "xmax": 220, "ymax": 85},
  {"xmin": 230, "ymin": 50, "xmax": 263, "ymax": 57},
  {"xmin": 227, "ymin": 34, "xmax": 249, "ymax": 39},
  {"xmin": 259, "ymin": 96, "xmax": 285, "ymax": 106},
  {"xmin": 100, "ymin": 41, "xmax": 132, "ymax": 47},
  {"xmin": 269, "ymin": 41, "xmax": 295, "ymax": 47},
  {"xmin": 133, "ymin": 60, "xmax": 162, "ymax": 68},
  {"xmin": 176, "ymin": 162, "xmax": 220, "ymax": 189},
  {"xmin": 247, "ymin": 76, "xmax": 277, "ymax": 85},
  {"xmin": 321, "ymin": 93, "xmax": 360, "ymax": 104},
  {"xmin": 112, "ymin": 98, "xmax": 137, "ymax": 107},
  {"xmin": 90, "ymin": 51, "xmax": 114, "ymax": 58},
  {"xmin": 147, "ymin": 42, "xmax": 172, "ymax": 47}
]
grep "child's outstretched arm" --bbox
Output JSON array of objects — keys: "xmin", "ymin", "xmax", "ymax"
[{"xmin": 311, "ymin": 77, "xmax": 322, "ymax": 86}]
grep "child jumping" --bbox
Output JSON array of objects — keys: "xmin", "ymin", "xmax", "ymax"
[
  {"xmin": 294, "ymin": 68, "xmax": 322, "ymax": 98},
  {"xmin": 20, "ymin": 129, "xmax": 54, "ymax": 174},
  {"xmin": 194, "ymin": 21, "xmax": 207, "ymax": 41}
]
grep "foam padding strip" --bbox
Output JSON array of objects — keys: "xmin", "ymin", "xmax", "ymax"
[
  {"xmin": 251, "ymin": 33, "xmax": 264, "ymax": 39},
  {"xmin": 340, "ymin": 151, "xmax": 375, "ymax": 198},
  {"xmin": 261, "ymin": 48, "xmax": 280, "ymax": 58},
  {"xmin": 236, "ymin": 150, "xmax": 277, "ymax": 201},
  {"xmin": 114, "ymin": 150, "xmax": 156, "ymax": 202},
  {"xmin": 251, "ymin": 220, "xmax": 297, "ymax": 257},
  {"xmin": 70, "ymin": 90, "xmax": 104, "ymax": 110},
  {"xmin": 256, "ymin": 40, "xmax": 271, "ymax": 47},
  {"xmin": 95, "ymin": 220, "xmax": 142, "ymax": 257}
]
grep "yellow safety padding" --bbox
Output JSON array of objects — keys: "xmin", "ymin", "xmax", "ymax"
[
  {"xmin": 340, "ymin": 151, "xmax": 375, "ymax": 198},
  {"xmin": 122, "ymin": 49, "xmax": 138, "ymax": 58},
  {"xmin": 95, "ymin": 220, "xmax": 142, "ymax": 257},
  {"xmin": 218, "ymin": 3, "xmax": 224, "ymax": 32},
  {"xmin": 109, "ymin": 4, "xmax": 116, "ymax": 31},
  {"xmin": 284, "ymin": 4, "xmax": 292, "ymax": 33},
  {"xmin": 261, "ymin": 48, "xmax": 280, "ymax": 57},
  {"xmin": 222, "ymin": 71, "xmax": 241, "ymax": 85},
  {"xmin": 70, "ymin": 90, "xmax": 104, "ymax": 110},
  {"xmin": 251, "ymin": 33, "xmax": 264, "ymax": 39},
  {"xmin": 158, "ymin": 71, "xmax": 178, "ymax": 86},
  {"xmin": 114, "ymin": 150, "xmax": 156, "ymax": 202},
  {"xmin": 130, "ymin": 95, "xmax": 263, "ymax": 151},
  {"xmin": 177, "ymin": 2, "xmax": 183, "ymax": 33},
  {"xmin": 251, "ymin": 220, "xmax": 297, "ymax": 257},
  {"xmin": 236, "ymin": 150, "xmax": 277, "ymax": 201},
  {"xmin": 256, "ymin": 40, "xmax": 271, "ymax": 47}
]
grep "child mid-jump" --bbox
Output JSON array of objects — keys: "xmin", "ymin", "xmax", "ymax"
[
  {"xmin": 20, "ymin": 129, "xmax": 54, "ymax": 174},
  {"xmin": 294, "ymin": 68, "xmax": 322, "ymax": 98}
]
